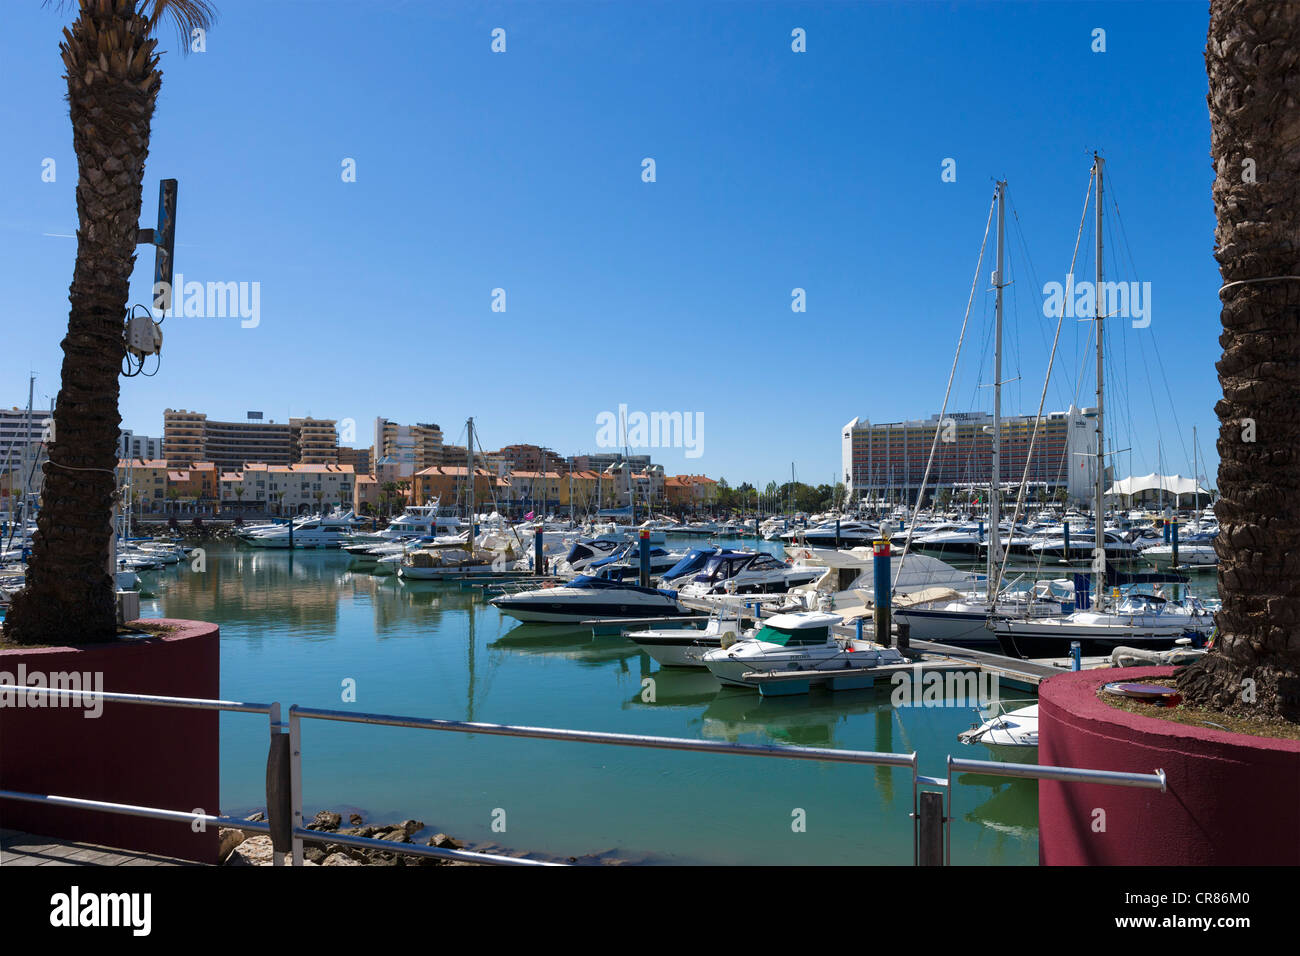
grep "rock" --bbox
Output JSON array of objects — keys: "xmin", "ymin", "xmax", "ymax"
[
  {"xmin": 428, "ymin": 833, "xmax": 463, "ymax": 850},
  {"xmin": 304, "ymin": 847, "xmax": 326, "ymax": 864},
  {"xmin": 348, "ymin": 813, "xmax": 363, "ymax": 826},
  {"xmin": 322, "ymin": 852, "xmax": 361, "ymax": 866},
  {"xmin": 229, "ymin": 835, "xmax": 275, "ymax": 866},
  {"xmin": 397, "ymin": 819, "xmax": 424, "ymax": 837},
  {"xmin": 307, "ymin": 810, "xmax": 342, "ymax": 831},
  {"xmin": 218, "ymin": 828, "xmax": 247, "ymax": 864},
  {"xmin": 245, "ymin": 810, "xmax": 266, "ymax": 823},
  {"xmin": 376, "ymin": 827, "xmax": 410, "ymax": 843}
]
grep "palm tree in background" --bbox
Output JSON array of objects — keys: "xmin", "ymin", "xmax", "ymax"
[
  {"xmin": 1177, "ymin": 0, "xmax": 1300, "ymax": 719},
  {"xmin": 4, "ymin": 0, "xmax": 216, "ymax": 645}
]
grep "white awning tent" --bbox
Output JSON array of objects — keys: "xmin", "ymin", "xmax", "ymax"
[{"xmin": 1105, "ymin": 473, "xmax": 1211, "ymax": 502}]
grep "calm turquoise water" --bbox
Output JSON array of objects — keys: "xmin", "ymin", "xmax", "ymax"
[{"xmin": 140, "ymin": 538, "xmax": 1039, "ymax": 865}]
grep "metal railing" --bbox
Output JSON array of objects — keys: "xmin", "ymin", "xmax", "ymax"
[
  {"xmin": 0, "ymin": 684, "xmax": 1167, "ymax": 866},
  {"xmin": 0, "ymin": 686, "xmax": 287, "ymax": 864}
]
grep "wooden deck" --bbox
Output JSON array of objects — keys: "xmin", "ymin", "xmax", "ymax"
[{"xmin": 0, "ymin": 829, "xmax": 200, "ymax": 866}]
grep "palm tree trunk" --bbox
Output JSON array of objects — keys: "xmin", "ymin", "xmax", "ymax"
[
  {"xmin": 3, "ymin": 1, "xmax": 159, "ymax": 645},
  {"xmin": 1177, "ymin": 0, "xmax": 1300, "ymax": 719}
]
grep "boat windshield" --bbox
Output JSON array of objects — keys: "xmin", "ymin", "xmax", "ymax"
[{"xmin": 754, "ymin": 625, "xmax": 828, "ymax": 647}]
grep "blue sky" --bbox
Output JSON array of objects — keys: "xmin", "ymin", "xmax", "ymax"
[{"xmin": 0, "ymin": 0, "xmax": 1221, "ymax": 489}]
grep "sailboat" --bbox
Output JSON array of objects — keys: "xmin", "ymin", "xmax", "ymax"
[
  {"xmin": 991, "ymin": 155, "xmax": 1213, "ymax": 658},
  {"xmin": 894, "ymin": 180, "xmax": 1071, "ymax": 647}
]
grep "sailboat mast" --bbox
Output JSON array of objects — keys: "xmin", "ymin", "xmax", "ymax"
[
  {"xmin": 466, "ymin": 417, "xmax": 475, "ymax": 527},
  {"xmin": 989, "ymin": 180, "xmax": 1006, "ymax": 588},
  {"xmin": 1093, "ymin": 154, "xmax": 1106, "ymax": 597}
]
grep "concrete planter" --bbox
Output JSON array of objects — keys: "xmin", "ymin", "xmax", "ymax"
[
  {"xmin": 1039, "ymin": 666, "xmax": 1300, "ymax": 865},
  {"xmin": 0, "ymin": 619, "xmax": 220, "ymax": 863}
]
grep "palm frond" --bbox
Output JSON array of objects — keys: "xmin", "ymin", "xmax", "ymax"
[
  {"xmin": 47, "ymin": 0, "xmax": 218, "ymax": 56},
  {"xmin": 143, "ymin": 0, "xmax": 218, "ymax": 55}
]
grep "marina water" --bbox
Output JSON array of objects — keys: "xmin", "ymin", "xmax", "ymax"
[{"xmin": 135, "ymin": 536, "xmax": 1134, "ymax": 865}]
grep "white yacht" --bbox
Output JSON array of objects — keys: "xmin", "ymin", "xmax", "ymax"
[
  {"xmin": 700, "ymin": 611, "xmax": 904, "ymax": 689},
  {"xmin": 1142, "ymin": 537, "xmax": 1218, "ymax": 568},
  {"xmin": 240, "ymin": 512, "xmax": 359, "ymax": 549},
  {"xmin": 345, "ymin": 503, "xmax": 464, "ymax": 546},
  {"xmin": 675, "ymin": 550, "xmax": 821, "ymax": 598},
  {"xmin": 780, "ymin": 520, "xmax": 878, "ymax": 548},
  {"xmin": 994, "ymin": 592, "xmax": 1214, "ymax": 658},
  {"xmin": 958, "ymin": 702, "xmax": 1039, "ymax": 761},
  {"xmin": 893, "ymin": 579, "xmax": 1072, "ymax": 649},
  {"xmin": 489, "ymin": 575, "xmax": 687, "ymax": 624},
  {"xmin": 624, "ymin": 608, "xmax": 751, "ymax": 668}
]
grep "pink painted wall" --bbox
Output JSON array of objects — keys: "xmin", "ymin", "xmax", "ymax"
[
  {"xmin": 0, "ymin": 619, "xmax": 220, "ymax": 863},
  {"xmin": 1039, "ymin": 666, "xmax": 1300, "ymax": 865}
]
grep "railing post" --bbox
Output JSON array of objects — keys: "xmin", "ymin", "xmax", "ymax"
[
  {"xmin": 289, "ymin": 707, "xmax": 304, "ymax": 866},
  {"xmin": 917, "ymin": 791, "xmax": 944, "ymax": 866},
  {"xmin": 268, "ymin": 703, "xmax": 284, "ymax": 866},
  {"xmin": 265, "ymin": 703, "xmax": 292, "ymax": 866}
]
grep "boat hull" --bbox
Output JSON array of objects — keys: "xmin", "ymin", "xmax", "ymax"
[
  {"xmin": 994, "ymin": 624, "xmax": 1198, "ymax": 659},
  {"xmin": 626, "ymin": 630, "xmax": 721, "ymax": 667},
  {"xmin": 892, "ymin": 607, "xmax": 1000, "ymax": 648}
]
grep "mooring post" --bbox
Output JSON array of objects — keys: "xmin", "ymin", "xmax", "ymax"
[
  {"xmin": 855, "ymin": 616, "xmax": 864, "ymax": 643},
  {"xmin": 639, "ymin": 528, "xmax": 650, "ymax": 588},
  {"xmin": 918, "ymin": 790, "xmax": 944, "ymax": 866},
  {"xmin": 835, "ymin": 517, "xmax": 841, "ymax": 549},
  {"xmin": 1070, "ymin": 640, "xmax": 1082, "ymax": 671},
  {"xmin": 1062, "ymin": 520, "xmax": 1070, "ymax": 562},
  {"xmin": 873, "ymin": 538, "xmax": 892, "ymax": 647},
  {"xmin": 287, "ymin": 514, "xmax": 294, "ymax": 549},
  {"xmin": 534, "ymin": 526, "xmax": 544, "ymax": 576},
  {"xmin": 1171, "ymin": 519, "xmax": 1179, "ymax": 568}
]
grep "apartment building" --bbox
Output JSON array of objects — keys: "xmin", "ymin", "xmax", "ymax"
[{"xmin": 220, "ymin": 463, "xmax": 356, "ymax": 514}]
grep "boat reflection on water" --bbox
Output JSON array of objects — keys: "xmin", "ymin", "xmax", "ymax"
[
  {"xmin": 622, "ymin": 666, "xmax": 721, "ymax": 710},
  {"xmin": 958, "ymin": 777, "xmax": 1039, "ymax": 844},
  {"xmin": 490, "ymin": 622, "xmax": 643, "ymax": 667},
  {"xmin": 698, "ymin": 686, "xmax": 889, "ymax": 749}
]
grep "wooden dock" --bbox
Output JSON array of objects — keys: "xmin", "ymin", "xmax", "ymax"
[{"xmin": 0, "ymin": 829, "xmax": 198, "ymax": 866}]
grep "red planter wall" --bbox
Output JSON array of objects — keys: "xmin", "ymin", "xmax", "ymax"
[
  {"xmin": 1039, "ymin": 666, "xmax": 1300, "ymax": 865},
  {"xmin": 0, "ymin": 619, "xmax": 220, "ymax": 863}
]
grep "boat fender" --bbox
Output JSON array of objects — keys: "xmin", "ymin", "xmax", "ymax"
[{"xmin": 720, "ymin": 630, "xmax": 737, "ymax": 650}]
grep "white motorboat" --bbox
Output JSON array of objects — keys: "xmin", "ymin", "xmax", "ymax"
[
  {"xmin": 958, "ymin": 702, "xmax": 1039, "ymax": 760},
  {"xmin": 557, "ymin": 537, "xmax": 627, "ymax": 574},
  {"xmin": 1142, "ymin": 542, "xmax": 1218, "ymax": 568},
  {"xmin": 624, "ymin": 608, "xmax": 751, "ymax": 668},
  {"xmin": 779, "ymin": 545, "xmax": 983, "ymax": 612},
  {"xmin": 780, "ymin": 520, "xmax": 878, "ymax": 549},
  {"xmin": 344, "ymin": 502, "xmax": 464, "ymax": 547},
  {"xmin": 489, "ymin": 575, "xmax": 687, "ymax": 624},
  {"xmin": 587, "ymin": 544, "xmax": 688, "ymax": 582},
  {"xmin": 676, "ymin": 550, "xmax": 821, "ymax": 599},
  {"xmin": 701, "ymin": 611, "xmax": 904, "ymax": 689},
  {"xmin": 1027, "ymin": 528, "xmax": 1142, "ymax": 563},
  {"xmin": 911, "ymin": 523, "xmax": 990, "ymax": 560},
  {"xmin": 241, "ymin": 513, "xmax": 359, "ymax": 549}
]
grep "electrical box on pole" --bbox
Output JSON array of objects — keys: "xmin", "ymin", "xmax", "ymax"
[{"xmin": 127, "ymin": 178, "xmax": 176, "ymax": 364}]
